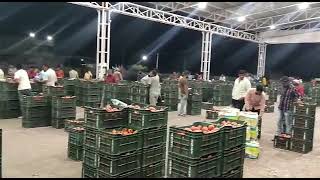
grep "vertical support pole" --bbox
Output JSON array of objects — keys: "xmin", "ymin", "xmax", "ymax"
[
  {"xmin": 200, "ymin": 31, "xmax": 213, "ymax": 81},
  {"xmin": 156, "ymin": 53, "xmax": 159, "ymax": 69},
  {"xmin": 96, "ymin": 2, "xmax": 111, "ymax": 80},
  {"xmin": 257, "ymin": 43, "xmax": 267, "ymax": 78}
]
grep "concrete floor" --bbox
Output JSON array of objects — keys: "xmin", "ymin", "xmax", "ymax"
[{"xmin": 1, "ymin": 106, "xmax": 319, "ymax": 178}]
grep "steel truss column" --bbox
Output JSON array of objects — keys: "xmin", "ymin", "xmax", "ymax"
[
  {"xmin": 257, "ymin": 43, "xmax": 267, "ymax": 78},
  {"xmin": 201, "ymin": 31, "xmax": 213, "ymax": 81},
  {"xmin": 96, "ymin": 2, "xmax": 111, "ymax": 80}
]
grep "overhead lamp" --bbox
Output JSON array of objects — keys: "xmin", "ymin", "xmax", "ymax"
[
  {"xmin": 47, "ymin": 35, "xmax": 53, "ymax": 41},
  {"xmin": 298, "ymin": 2, "xmax": 309, "ymax": 10},
  {"xmin": 237, "ymin": 16, "xmax": 246, "ymax": 22},
  {"xmin": 142, "ymin": 55, "xmax": 148, "ymax": 61},
  {"xmin": 29, "ymin": 32, "xmax": 36, "ymax": 38},
  {"xmin": 269, "ymin": 25, "xmax": 276, "ymax": 30},
  {"xmin": 197, "ymin": 2, "xmax": 208, "ymax": 9}
]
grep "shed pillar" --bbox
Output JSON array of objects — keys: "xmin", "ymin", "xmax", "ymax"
[
  {"xmin": 257, "ymin": 43, "xmax": 267, "ymax": 78},
  {"xmin": 200, "ymin": 31, "xmax": 213, "ymax": 81}
]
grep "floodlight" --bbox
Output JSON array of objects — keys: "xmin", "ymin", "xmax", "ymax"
[
  {"xmin": 298, "ymin": 2, "xmax": 309, "ymax": 10},
  {"xmin": 29, "ymin": 32, "xmax": 36, "ymax": 38},
  {"xmin": 237, "ymin": 16, "xmax": 246, "ymax": 22},
  {"xmin": 197, "ymin": 2, "xmax": 208, "ymax": 9},
  {"xmin": 269, "ymin": 25, "xmax": 276, "ymax": 30},
  {"xmin": 47, "ymin": 35, "xmax": 53, "ymax": 41},
  {"xmin": 142, "ymin": 55, "xmax": 148, "ymax": 61}
]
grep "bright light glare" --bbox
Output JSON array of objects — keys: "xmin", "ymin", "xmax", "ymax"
[
  {"xmin": 29, "ymin": 32, "xmax": 35, "ymax": 38},
  {"xmin": 298, "ymin": 2, "xmax": 309, "ymax": 10},
  {"xmin": 269, "ymin": 25, "xmax": 276, "ymax": 30},
  {"xmin": 81, "ymin": 59, "xmax": 84, "ymax": 61},
  {"xmin": 197, "ymin": 2, "xmax": 208, "ymax": 9},
  {"xmin": 142, "ymin": 55, "xmax": 148, "ymax": 61},
  {"xmin": 47, "ymin": 35, "xmax": 53, "ymax": 41},
  {"xmin": 237, "ymin": 16, "xmax": 246, "ymax": 22}
]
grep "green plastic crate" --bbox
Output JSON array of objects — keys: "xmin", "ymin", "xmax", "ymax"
[
  {"xmin": 97, "ymin": 168, "xmax": 141, "ymax": 178},
  {"xmin": 215, "ymin": 119, "xmax": 247, "ymax": 150},
  {"xmin": 291, "ymin": 127, "xmax": 314, "ymax": 140},
  {"xmin": 0, "ymin": 91, "xmax": 19, "ymax": 101},
  {"xmin": 168, "ymin": 152, "xmax": 221, "ymax": 178},
  {"xmin": 290, "ymin": 138, "xmax": 313, "ymax": 154},
  {"xmin": 84, "ymin": 128, "xmax": 99, "ymax": 149},
  {"xmin": 98, "ymin": 128, "xmax": 142, "ymax": 155},
  {"xmin": 128, "ymin": 106, "xmax": 168, "ymax": 129},
  {"xmin": 273, "ymin": 135, "xmax": 291, "ymax": 150},
  {"xmin": 84, "ymin": 107, "xmax": 128, "ymax": 129},
  {"xmin": 206, "ymin": 110, "xmax": 218, "ymax": 120},
  {"xmin": 169, "ymin": 122, "xmax": 223, "ymax": 158},
  {"xmin": 0, "ymin": 82, "xmax": 18, "ymax": 91},
  {"xmin": 52, "ymin": 107, "xmax": 76, "ymax": 119},
  {"xmin": 22, "ymin": 120, "xmax": 51, "ymax": 128},
  {"xmin": 52, "ymin": 96, "xmax": 76, "ymax": 108},
  {"xmin": 43, "ymin": 86, "xmax": 66, "ymax": 97},
  {"xmin": 65, "ymin": 119, "xmax": 84, "ymax": 132},
  {"xmin": 142, "ymin": 145, "xmax": 165, "ymax": 166},
  {"xmin": 82, "ymin": 164, "xmax": 98, "ymax": 178},
  {"xmin": 20, "ymin": 95, "xmax": 48, "ymax": 107},
  {"xmin": 51, "ymin": 118, "xmax": 65, "ymax": 129},
  {"xmin": 83, "ymin": 146, "xmax": 99, "ymax": 168},
  {"xmin": 292, "ymin": 115, "xmax": 315, "ymax": 129},
  {"xmin": 142, "ymin": 126, "xmax": 167, "ymax": 148},
  {"xmin": 69, "ymin": 128, "xmax": 85, "ymax": 146},
  {"xmin": 142, "ymin": 161, "xmax": 165, "ymax": 178},
  {"xmin": 21, "ymin": 106, "xmax": 50, "ymax": 118},
  {"xmin": 68, "ymin": 143, "xmax": 83, "ymax": 161},
  {"xmin": 221, "ymin": 146, "xmax": 245, "ymax": 174},
  {"xmin": 0, "ymin": 100, "xmax": 20, "ymax": 110},
  {"xmin": 97, "ymin": 150, "xmax": 142, "ymax": 176}
]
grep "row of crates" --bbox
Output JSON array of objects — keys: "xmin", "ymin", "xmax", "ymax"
[
  {"xmin": 168, "ymin": 120, "xmax": 246, "ymax": 178},
  {"xmin": 68, "ymin": 128, "xmax": 84, "ymax": 161},
  {"xmin": 81, "ymin": 104, "xmax": 168, "ymax": 178}
]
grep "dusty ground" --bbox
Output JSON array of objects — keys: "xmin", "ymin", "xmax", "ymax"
[{"xmin": 0, "ymin": 105, "xmax": 319, "ymax": 178}]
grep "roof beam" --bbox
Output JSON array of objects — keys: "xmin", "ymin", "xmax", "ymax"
[
  {"xmin": 109, "ymin": 2, "xmax": 258, "ymax": 42},
  {"xmin": 67, "ymin": 2, "xmax": 104, "ymax": 10},
  {"xmin": 234, "ymin": 6, "xmax": 320, "ymax": 31}
]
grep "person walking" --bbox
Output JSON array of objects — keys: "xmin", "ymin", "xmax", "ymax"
[
  {"xmin": 178, "ymin": 72, "xmax": 188, "ymax": 116},
  {"xmin": 244, "ymin": 84, "xmax": 266, "ymax": 116},
  {"xmin": 277, "ymin": 76, "xmax": 299, "ymax": 136},
  {"xmin": 14, "ymin": 64, "xmax": 32, "ymax": 97},
  {"xmin": 232, "ymin": 70, "xmax": 251, "ymax": 111}
]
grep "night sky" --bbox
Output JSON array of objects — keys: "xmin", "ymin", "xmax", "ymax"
[{"xmin": 0, "ymin": 2, "xmax": 319, "ymax": 79}]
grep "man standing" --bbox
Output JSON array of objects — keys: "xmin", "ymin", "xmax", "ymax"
[
  {"xmin": 148, "ymin": 70, "xmax": 161, "ymax": 106},
  {"xmin": 42, "ymin": 64, "xmax": 57, "ymax": 86},
  {"xmin": 69, "ymin": 68, "xmax": 79, "ymax": 79},
  {"xmin": 55, "ymin": 65, "xmax": 65, "ymax": 79},
  {"xmin": 113, "ymin": 67, "xmax": 123, "ymax": 83},
  {"xmin": 244, "ymin": 84, "xmax": 266, "ymax": 116},
  {"xmin": 232, "ymin": 70, "xmax": 251, "ymax": 111},
  {"xmin": 14, "ymin": 64, "xmax": 32, "ymax": 97},
  {"xmin": 277, "ymin": 76, "xmax": 299, "ymax": 135},
  {"xmin": 178, "ymin": 72, "xmax": 188, "ymax": 116},
  {"xmin": 104, "ymin": 69, "xmax": 116, "ymax": 84},
  {"xmin": 219, "ymin": 74, "xmax": 226, "ymax": 81}
]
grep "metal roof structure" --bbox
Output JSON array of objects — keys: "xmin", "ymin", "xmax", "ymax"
[
  {"xmin": 143, "ymin": 2, "xmax": 320, "ymax": 33},
  {"xmin": 68, "ymin": 2, "xmax": 318, "ymax": 81}
]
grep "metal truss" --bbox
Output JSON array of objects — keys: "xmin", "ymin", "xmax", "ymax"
[
  {"xmin": 234, "ymin": 6, "xmax": 320, "ymax": 32},
  {"xmin": 257, "ymin": 43, "xmax": 267, "ymax": 78},
  {"xmin": 200, "ymin": 32, "xmax": 213, "ymax": 81},
  {"xmin": 109, "ymin": 2, "xmax": 258, "ymax": 42}
]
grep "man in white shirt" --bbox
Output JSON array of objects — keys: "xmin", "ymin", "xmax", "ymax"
[
  {"xmin": 148, "ymin": 70, "xmax": 161, "ymax": 106},
  {"xmin": 69, "ymin": 68, "xmax": 79, "ymax": 79},
  {"xmin": 42, "ymin": 64, "xmax": 57, "ymax": 86},
  {"xmin": 14, "ymin": 64, "xmax": 32, "ymax": 97},
  {"xmin": 219, "ymin": 74, "xmax": 226, "ymax": 81},
  {"xmin": 232, "ymin": 70, "xmax": 251, "ymax": 111}
]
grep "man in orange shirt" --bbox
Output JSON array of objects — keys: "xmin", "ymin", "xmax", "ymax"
[
  {"xmin": 55, "ymin": 65, "xmax": 64, "ymax": 79},
  {"xmin": 244, "ymin": 84, "xmax": 266, "ymax": 116}
]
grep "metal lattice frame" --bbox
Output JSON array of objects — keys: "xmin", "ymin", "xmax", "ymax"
[
  {"xmin": 257, "ymin": 43, "xmax": 267, "ymax": 78},
  {"xmin": 200, "ymin": 32, "xmax": 213, "ymax": 81}
]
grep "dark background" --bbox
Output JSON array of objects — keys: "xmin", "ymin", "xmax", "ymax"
[{"xmin": 0, "ymin": 2, "xmax": 318, "ymax": 79}]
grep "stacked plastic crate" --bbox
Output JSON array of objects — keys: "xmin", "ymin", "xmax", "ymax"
[
  {"xmin": 202, "ymin": 81, "xmax": 213, "ymax": 102},
  {"xmin": 290, "ymin": 103, "xmax": 316, "ymax": 153},
  {"xmin": 82, "ymin": 106, "xmax": 128, "ymax": 178},
  {"xmin": 309, "ymin": 87, "xmax": 320, "ymax": 105},
  {"xmin": 128, "ymin": 105, "xmax": 168, "ymax": 178},
  {"xmin": 187, "ymin": 88, "xmax": 202, "ymax": 116},
  {"xmin": 68, "ymin": 127, "xmax": 85, "ymax": 161},
  {"xmin": 64, "ymin": 118, "xmax": 85, "ymax": 132},
  {"xmin": 30, "ymin": 81, "xmax": 43, "ymax": 94},
  {"xmin": 130, "ymin": 82, "xmax": 149, "ymax": 105},
  {"xmin": 43, "ymin": 86, "xmax": 66, "ymax": 123},
  {"xmin": 51, "ymin": 96, "xmax": 76, "ymax": 129},
  {"xmin": 161, "ymin": 80, "xmax": 178, "ymax": 111},
  {"xmin": 0, "ymin": 82, "xmax": 21, "ymax": 119},
  {"xmin": 76, "ymin": 80, "xmax": 102, "ymax": 107},
  {"xmin": 217, "ymin": 119, "xmax": 246, "ymax": 178},
  {"xmin": 211, "ymin": 83, "xmax": 233, "ymax": 106},
  {"xmin": 168, "ymin": 122, "xmax": 223, "ymax": 178},
  {"xmin": 103, "ymin": 83, "xmax": 131, "ymax": 105},
  {"xmin": 63, "ymin": 79, "xmax": 78, "ymax": 96},
  {"xmin": 20, "ymin": 95, "xmax": 50, "ymax": 128}
]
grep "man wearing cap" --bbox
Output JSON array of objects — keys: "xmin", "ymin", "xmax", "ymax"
[{"xmin": 277, "ymin": 76, "xmax": 299, "ymax": 135}]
